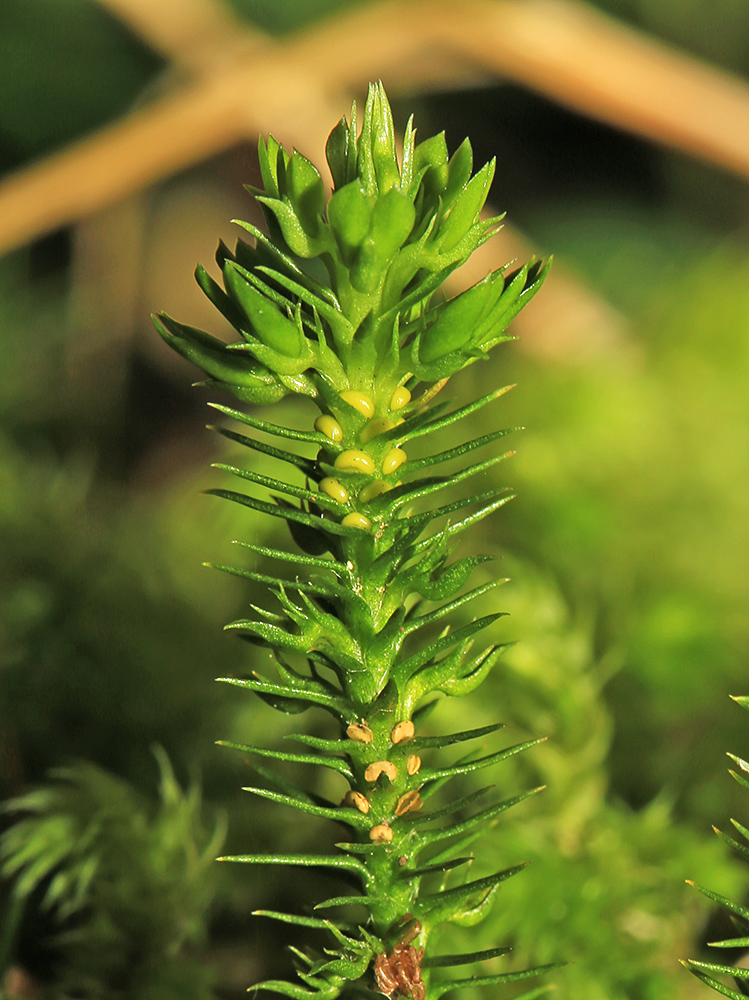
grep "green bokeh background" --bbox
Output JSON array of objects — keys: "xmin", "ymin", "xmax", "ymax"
[{"xmin": 1, "ymin": 1, "xmax": 748, "ymax": 998}]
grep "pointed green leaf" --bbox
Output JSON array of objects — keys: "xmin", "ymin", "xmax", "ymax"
[
  {"xmin": 232, "ymin": 540, "xmax": 347, "ymax": 576},
  {"xmin": 419, "ymin": 863, "xmax": 529, "ymax": 918},
  {"xmin": 728, "ymin": 768, "xmax": 749, "ymax": 793},
  {"xmin": 438, "ymin": 492, "xmax": 515, "ymax": 542},
  {"xmin": 688, "ymin": 961, "xmax": 749, "ymax": 980},
  {"xmin": 419, "ymin": 269, "xmax": 503, "ymax": 363},
  {"xmin": 285, "ymin": 734, "xmax": 350, "ymax": 752},
  {"xmin": 410, "ymin": 555, "xmax": 495, "ymax": 602},
  {"xmin": 217, "ymin": 740, "xmax": 352, "ymax": 778},
  {"xmin": 325, "ymin": 115, "xmax": 351, "ymax": 190},
  {"xmin": 153, "ymin": 314, "xmax": 286, "ymax": 403},
  {"xmin": 437, "ymin": 159, "xmax": 495, "ymax": 253},
  {"xmin": 206, "ymin": 488, "xmax": 356, "ymax": 539},
  {"xmin": 256, "ymin": 133, "xmax": 283, "ymax": 198},
  {"xmin": 408, "ymin": 491, "xmax": 513, "ymax": 548},
  {"xmin": 396, "ymin": 614, "xmax": 504, "ymax": 682},
  {"xmin": 254, "ymin": 910, "xmax": 344, "ymax": 934},
  {"xmin": 195, "ymin": 262, "xmax": 247, "ymax": 330},
  {"xmin": 430, "ymin": 963, "xmax": 561, "ymax": 999},
  {"xmin": 687, "ymin": 881, "xmax": 749, "ymax": 926},
  {"xmin": 442, "ymin": 138, "xmax": 474, "ymax": 210},
  {"xmin": 423, "ymin": 830, "xmax": 485, "ymax": 869},
  {"xmin": 399, "ymin": 857, "xmax": 473, "ymax": 880},
  {"xmin": 402, "ymin": 581, "xmax": 504, "ymax": 636},
  {"xmin": 393, "ymin": 384, "xmax": 514, "ymax": 445},
  {"xmin": 731, "ymin": 818, "xmax": 749, "ymax": 843},
  {"xmin": 241, "ymin": 787, "xmax": 368, "ymax": 828},
  {"xmin": 714, "ymin": 826, "xmax": 749, "ymax": 863},
  {"xmin": 210, "ymin": 424, "xmax": 316, "ymax": 475},
  {"xmin": 314, "ymin": 895, "xmax": 379, "ymax": 910},
  {"xmin": 481, "ymin": 259, "xmax": 550, "ymax": 350},
  {"xmin": 683, "ymin": 966, "xmax": 746, "ymax": 1000},
  {"xmin": 410, "ymin": 786, "xmax": 494, "ymax": 824},
  {"xmin": 421, "ymin": 787, "xmax": 546, "ymax": 847},
  {"xmin": 211, "ymin": 462, "xmax": 337, "ymax": 510},
  {"xmin": 255, "ymin": 195, "xmax": 326, "ymax": 258},
  {"xmin": 405, "ymin": 428, "xmax": 514, "ymax": 472},
  {"xmin": 252, "ymin": 980, "xmax": 336, "ymax": 1000},
  {"xmin": 424, "ymin": 945, "xmax": 512, "ymax": 968},
  {"xmin": 256, "ymin": 266, "xmax": 351, "ymax": 343},
  {"xmin": 216, "ymin": 852, "xmax": 368, "ymax": 879},
  {"xmin": 286, "ymin": 150, "xmax": 325, "ymax": 236},
  {"xmin": 206, "ymin": 564, "xmax": 348, "ymax": 603},
  {"xmin": 218, "ymin": 676, "xmax": 352, "ymax": 716},
  {"xmin": 421, "ymin": 740, "xmax": 546, "ymax": 785},
  {"xmin": 208, "ymin": 402, "xmax": 324, "ymax": 443},
  {"xmin": 410, "ymin": 723, "xmax": 505, "ymax": 751},
  {"xmin": 224, "ymin": 261, "xmax": 306, "ymax": 358}
]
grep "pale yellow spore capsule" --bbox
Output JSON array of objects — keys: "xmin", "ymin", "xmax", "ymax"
[
  {"xmin": 361, "ymin": 417, "xmax": 394, "ymax": 444},
  {"xmin": 358, "ymin": 480, "xmax": 391, "ymax": 504},
  {"xmin": 347, "ymin": 722, "xmax": 373, "ymax": 743},
  {"xmin": 406, "ymin": 754, "xmax": 422, "ymax": 776},
  {"xmin": 341, "ymin": 512, "xmax": 371, "ymax": 531},
  {"xmin": 390, "ymin": 387, "xmax": 411, "ymax": 411},
  {"xmin": 395, "ymin": 791, "xmax": 423, "ymax": 817},
  {"xmin": 314, "ymin": 415, "xmax": 343, "ymax": 442},
  {"xmin": 364, "ymin": 760, "xmax": 398, "ymax": 783},
  {"xmin": 343, "ymin": 790, "xmax": 370, "ymax": 814},
  {"xmin": 382, "ymin": 448, "xmax": 407, "ymax": 475},
  {"xmin": 334, "ymin": 450, "xmax": 376, "ymax": 475},
  {"xmin": 391, "ymin": 720, "xmax": 415, "ymax": 744},
  {"xmin": 319, "ymin": 478, "xmax": 349, "ymax": 504},
  {"xmin": 369, "ymin": 824, "xmax": 393, "ymax": 843},
  {"xmin": 341, "ymin": 390, "xmax": 375, "ymax": 418}
]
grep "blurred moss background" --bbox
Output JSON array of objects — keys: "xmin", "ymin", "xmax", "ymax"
[{"xmin": 0, "ymin": 1, "xmax": 748, "ymax": 998}]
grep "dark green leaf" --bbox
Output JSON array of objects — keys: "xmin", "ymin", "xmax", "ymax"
[
  {"xmin": 405, "ymin": 428, "xmax": 514, "ymax": 472},
  {"xmin": 430, "ymin": 963, "xmax": 561, "ymax": 999},
  {"xmin": 402, "ymin": 581, "xmax": 504, "ymax": 636},
  {"xmin": 688, "ymin": 961, "xmax": 749, "ymax": 980},
  {"xmin": 421, "ymin": 787, "xmax": 546, "ymax": 847},
  {"xmin": 217, "ymin": 740, "xmax": 352, "ymax": 778},
  {"xmin": 217, "ymin": 676, "xmax": 352, "ymax": 716},
  {"xmin": 410, "ymin": 723, "xmax": 505, "ymax": 751},
  {"xmin": 419, "ymin": 863, "xmax": 529, "ymax": 915},
  {"xmin": 210, "ymin": 424, "xmax": 316, "ymax": 475},
  {"xmin": 232, "ymin": 540, "xmax": 346, "ymax": 576},
  {"xmin": 211, "ymin": 462, "xmax": 337, "ymax": 510},
  {"xmin": 396, "ymin": 614, "xmax": 504, "ymax": 682},
  {"xmin": 714, "ymin": 826, "xmax": 749, "ymax": 863},
  {"xmin": 421, "ymin": 740, "xmax": 546, "ymax": 784},
  {"xmin": 241, "ymin": 787, "xmax": 367, "ymax": 827},
  {"xmin": 687, "ymin": 882, "xmax": 749, "ymax": 926},
  {"xmin": 399, "ymin": 857, "xmax": 473, "ymax": 880},
  {"xmin": 409, "ymin": 786, "xmax": 494, "ymax": 824},
  {"xmin": 314, "ymin": 895, "xmax": 379, "ymax": 910},
  {"xmin": 424, "ymin": 945, "xmax": 512, "ymax": 968},
  {"xmin": 216, "ymin": 853, "xmax": 368, "ymax": 879},
  {"xmin": 206, "ymin": 488, "xmax": 355, "ymax": 539},
  {"xmin": 208, "ymin": 402, "xmax": 323, "ymax": 443}
]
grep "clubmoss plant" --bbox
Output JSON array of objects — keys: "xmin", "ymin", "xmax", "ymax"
[
  {"xmin": 155, "ymin": 82, "xmax": 554, "ymax": 1000},
  {"xmin": 684, "ymin": 696, "xmax": 749, "ymax": 998},
  {"xmin": 0, "ymin": 751, "xmax": 222, "ymax": 999}
]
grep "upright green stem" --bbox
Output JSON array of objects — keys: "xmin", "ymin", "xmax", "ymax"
[{"xmin": 158, "ymin": 82, "xmax": 557, "ymax": 1000}]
